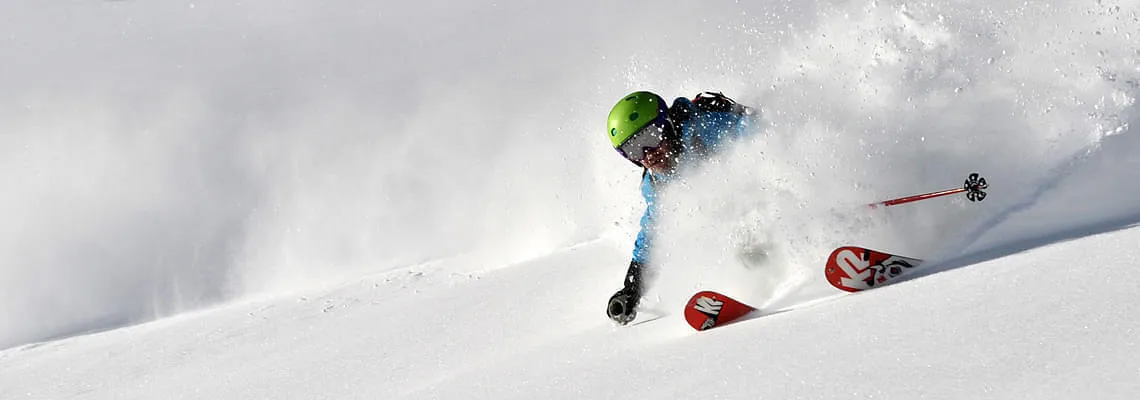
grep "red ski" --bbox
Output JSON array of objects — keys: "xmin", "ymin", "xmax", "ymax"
[
  {"xmin": 683, "ymin": 291, "xmax": 757, "ymax": 331},
  {"xmin": 824, "ymin": 246, "xmax": 923, "ymax": 292}
]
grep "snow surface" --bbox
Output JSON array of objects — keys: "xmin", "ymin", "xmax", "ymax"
[{"xmin": 3, "ymin": 0, "xmax": 1140, "ymax": 399}]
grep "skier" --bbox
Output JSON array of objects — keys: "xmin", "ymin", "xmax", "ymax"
[{"xmin": 605, "ymin": 90, "xmax": 755, "ymax": 325}]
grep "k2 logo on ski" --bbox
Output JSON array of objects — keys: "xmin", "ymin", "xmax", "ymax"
[
  {"xmin": 827, "ymin": 247, "xmax": 921, "ymax": 292},
  {"xmin": 694, "ymin": 296, "xmax": 723, "ymax": 316}
]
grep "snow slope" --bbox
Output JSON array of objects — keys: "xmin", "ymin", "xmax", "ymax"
[
  {"xmin": 3, "ymin": 214, "xmax": 1139, "ymax": 399},
  {"xmin": 3, "ymin": 0, "xmax": 1140, "ymax": 398}
]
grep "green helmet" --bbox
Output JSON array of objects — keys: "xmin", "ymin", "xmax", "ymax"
[{"xmin": 607, "ymin": 91, "xmax": 669, "ymax": 149}]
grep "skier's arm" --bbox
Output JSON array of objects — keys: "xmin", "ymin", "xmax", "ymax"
[
  {"xmin": 622, "ymin": 171, "xmax": 656, "ymax": 295},
  {"xmin": 630, "ymin": 171, "xmax": 657, "ymax": 266},
  {"xmin": 607, "ymin": 173, "xmax": 656, "ymax": 324}
]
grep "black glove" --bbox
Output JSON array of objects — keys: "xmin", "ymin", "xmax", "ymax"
[{"xmin": 606, "ymin": 260, "xmax": 643, "ymax": 325}]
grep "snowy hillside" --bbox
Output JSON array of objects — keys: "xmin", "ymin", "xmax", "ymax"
[
  {"xmin": 2, "ymin": 0, "xmax": 1139, "ymax": 399},
  {"xmin": 3, "ymin": 226, "xmax": 1140, "ymax": 399}
]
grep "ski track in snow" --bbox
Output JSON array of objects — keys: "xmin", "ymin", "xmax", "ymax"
[{"xmin": 3, "ymin": 0, "xmax": 1140, "ymax": 398}]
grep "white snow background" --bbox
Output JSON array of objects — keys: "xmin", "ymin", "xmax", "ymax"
[{"xmin": 2, "ymin": 1, "xmax": 1139, "ymax": 399}]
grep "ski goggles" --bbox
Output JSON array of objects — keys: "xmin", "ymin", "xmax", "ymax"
[{"xmin": 616, "ymin": 119, "xmax": 668, "ymax": 164}]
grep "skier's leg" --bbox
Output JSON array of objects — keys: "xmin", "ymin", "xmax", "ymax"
[
  {"xmin": 737, "ymin": 244, "xmax": 770, "ymax": 269},
  {"xmin": 734, "ymin": 225, "xmax": 771, "ymax": 269}
]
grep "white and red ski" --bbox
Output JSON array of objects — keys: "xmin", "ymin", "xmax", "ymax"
[
  {"xmin": 682, "ymin": 247, "xmax": 922, "ymax": 332},
  {"xmin": 824, "ymin": 246, "xmax": 923, "ymax": 292},
  {"xmin": 683, "ymin": 291, "xmax": 757, "ymax": 331}
]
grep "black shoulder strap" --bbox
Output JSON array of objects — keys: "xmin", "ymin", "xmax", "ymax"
[{"xmin": 668, "ymin": 97, "xmax": 694, "ymax": 126}]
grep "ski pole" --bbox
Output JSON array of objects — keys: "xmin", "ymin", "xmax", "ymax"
[{"xmin": 867, "ymin": 173, "xmax": 988, "ymax": 209}]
